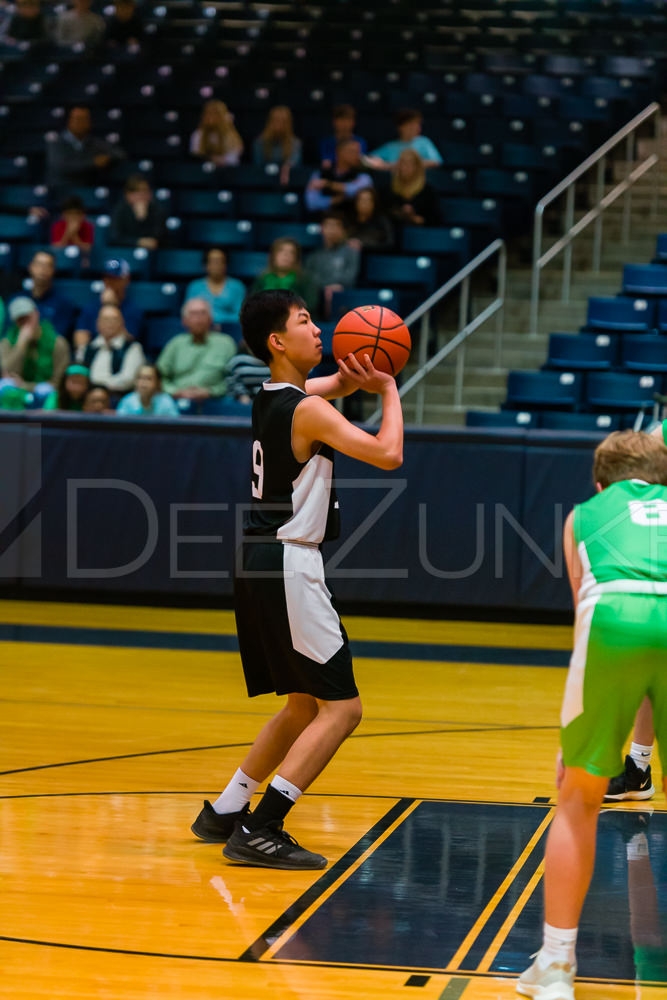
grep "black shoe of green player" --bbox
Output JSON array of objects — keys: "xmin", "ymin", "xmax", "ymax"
[{"xmin": 223, "ymin": 819, "xmax": 327, "ymax": 870}]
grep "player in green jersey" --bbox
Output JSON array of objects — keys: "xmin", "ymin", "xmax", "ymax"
[
  {"xmin": 518, "ymin": 430, "xmax": 667, "ymax": 1000},
  {"xmin": 603, "ymin": 417, "xmax": 667, "ymax": 802}
]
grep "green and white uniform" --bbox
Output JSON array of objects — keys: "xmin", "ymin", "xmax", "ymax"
[{"xmin": 561, "ymin": 479, "xmax": 667, "ymax": 776}]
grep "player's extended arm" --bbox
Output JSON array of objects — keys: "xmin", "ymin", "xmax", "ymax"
[
  {"xmin": 650, "ymin": 421, "xmax": 666, "ymax": 443},
  {"xmin": 563, "ymin": 508, "xmax": 583, "ymax": 611},
  {"xmin": 295, "ymin": 358, "xmax": 403, "ymax": 470}
]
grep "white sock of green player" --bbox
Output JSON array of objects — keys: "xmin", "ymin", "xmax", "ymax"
[
  {"xmin": 537, "ymin": 923, "xmax": 578, "ymax": 968},
  {"xmin": 212, "ymin": 768, "xmax": 260, "ymax": 814},
  {"xmin": 630, "ymin": 742, "xmax": 653, "ymax": 771}
]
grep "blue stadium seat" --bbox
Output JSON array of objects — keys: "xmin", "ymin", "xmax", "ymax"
[
  {"xmin": 329, "ymin": 287, "xmax": 406, "ymax": 322},
  {"xmin": 584, "ymin": 371, "xmax": 663, "ymax": 410},
  {"xmin": 52, "ymin": 279, "xmax": 100, "ymax": 310},
  {"xmin": 200, "ymin": 397, "xmax": 252, "ymax": 417},
  {"xmin": 176, "ymin": 190, "xmax": 235, "ymax": 217},
  {"xmin": 505, "ymin": 370, "xmax": 582, "ymax": 410},
  {"xmin": 655, "ymin": 300, "xmax": 667, "ymax": 333},
  {"xmin": 155, "ymin": 161, "xmax": 218, "ymax": 188},
  {"xmin": 89, "ymin": 246, "xmax": 153, "ymax": 279},
  {"xmin": 129, "ymin": 281, "xmax": 181, "ymax": 315},
  {"xmin": 653, "ymin": 234, "xmax": 667, "ymax": 263},
  {"xmin": 545, "ymin": 332, "xmax": 618, "ymax": 370},
  {"xmin": 16, "ymin": 243, "xmax": 83, "ymax": 276},
  {"xmin": 0, "ymin": 241, "xmax": 15, "ymax": 272},
  {"xmin": 401, "ymin": 227, "xmax": 472, "ymax": 269},
  {"xmin": 0, "ymin": 214, "xmax": 43, "ymax": 242},
  {"xmin": 622, "ymin": 264, "xmax": 667, "ymax": 297},
  {"xmin": 227, "ymin": 250, "xmax": 271, "ymax": 281},
  {"xmin": 465, "ymin": 410, "xmax": 538, "ymax": 428},
  {"xmin": 236, "ymin": 190, "xmax": 302, "ymax": 221},
  {"xmin": 0, "ymin": 184, "xmax": 49, "ymax": 212},
  {"xmin": 255, "ymin": 221, "xmax": 322, "ymax": 251},
  {"xmin": 154, "ymin": 249, "xmax": 203, "ymax": 280},
  {"xmin": 187, "ymin": 219, "xmax": 254, "ymax": 249},
  {"xmin": 539, "ymin": 411, "xmax": 622, "ymax": 432},
  {"xmin": 438, "ymin": 197, "xmax": 503, "ymax": 232},
  {"xmin": 620, "ymin": 335, "xmax": 667, "ymax": 372},
  {"xmin": 364, "ymin": 254, "xmax": 436, "ymax": 290},
  {"xmin": 584, "ymin": 296, "xmax": 655, "ymax": 332},
  {"xmin": 145, "ymin": 315, "xmax": 183, "ymax": 356}
]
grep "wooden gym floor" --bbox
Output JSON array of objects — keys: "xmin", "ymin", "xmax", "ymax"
[{"xmin": 1, "ymin": 599, "xmax": 666, "ymax": 1000}]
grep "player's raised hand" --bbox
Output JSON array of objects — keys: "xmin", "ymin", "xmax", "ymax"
[{"xmin": 336, "ymin": 352, "xmax": 397, "ymax": 395}]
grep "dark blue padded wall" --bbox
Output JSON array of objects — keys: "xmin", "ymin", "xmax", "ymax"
[{"xmin": 0, "ymin": 415, "xmax": 599, "ymax": 612}]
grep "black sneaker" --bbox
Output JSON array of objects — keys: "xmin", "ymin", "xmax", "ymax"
[
  {"xmin": 191, "ymin": 800, "xmax": 250, "ymax": 842},
  {"xmin": 604, "ymin": 755, "xmax": 655, "ymax": 801},
  {"xmin": 223, "ymin": 819, "xmax": 327, "ymax": 870}
]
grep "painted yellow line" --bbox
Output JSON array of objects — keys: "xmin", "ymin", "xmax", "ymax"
[
  {"xmin": 262, "ymin": 799, "xmax": 422, "ymax": 961},
  {"xmin": 448, "ymin": 808, "xmax": 554, "ymax": 971},
  {"xmin": 476, "ymin": 855, "xmax": 547, "ymax": 973}
]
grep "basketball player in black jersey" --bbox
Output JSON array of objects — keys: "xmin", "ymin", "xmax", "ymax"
[{"xmin": 191, "ymin": 289, "xmax": 403, "ymax": 869}]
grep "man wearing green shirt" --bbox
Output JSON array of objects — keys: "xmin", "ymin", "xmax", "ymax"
[{"xmin": 156, "ymin": 298, "xmax": 237, "ymax": 402}]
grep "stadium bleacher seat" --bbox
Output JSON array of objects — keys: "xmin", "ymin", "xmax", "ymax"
[
  {"xmin": 620, "ymin": 335, "xmax": 667, "ymax": 372},
  {"xmin": 505, "ymin": 370, "xmax": 583, "ymax": 410},
  {"xmin": 584, "ymin": 296, "xmax": 655, "ymax": 333},
  {"xmin": 465, "ymin": 410, "xmax": 538, "ymax": 428},
  {"xmin": 187, "ymin": 219, "xmax": 254, "ymax": 249},
  {"xmin": 539, "ymin": 411, "xmax": 622, "ymax": 432},
  {"xmin": 622, "ymin": 264, "xmax": 667, "ymax": 297},
  {"xmin": 545, "ymin": 332, "xmax": 618, "ymax": 370},
  {"xmin": 584, "ymin": 371, "xmax": 663, "ymax": 410}
]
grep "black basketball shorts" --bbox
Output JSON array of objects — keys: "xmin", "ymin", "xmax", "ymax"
[{"xmin": 233, "ymin": 540, "xmax": 358, "ymax": 701}]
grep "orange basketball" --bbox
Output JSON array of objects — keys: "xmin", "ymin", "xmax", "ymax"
[{"xmin": 332, "ymin": 305, "xmax": 411, "ymax": 377}]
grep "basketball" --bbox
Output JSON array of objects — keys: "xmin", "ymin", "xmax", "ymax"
[{"xmin": 332, "ymin": 305, "xmax": 411, "ymax": 377}]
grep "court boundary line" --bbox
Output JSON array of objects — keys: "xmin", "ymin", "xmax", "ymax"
[
  {"xmin": 0, "ymin": 725, "xmax": 559, "ymax": 776},
  {"xmin": 0, "ymin": 938, "xmax": 656, "ymax": 988}
]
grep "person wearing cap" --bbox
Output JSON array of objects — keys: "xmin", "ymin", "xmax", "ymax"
[
  {"xmin": 0, "ymin": 297, "xmax": 70, "ymax": 403},
  {"xmin": 42, "ymin": 364, "xmax": 90, "ymax": 411},
  {"xmin": 75, "ymin": 303, "xmax": 145, "ymax": 395},
  {"xmin": 45, "ymin": 105, "xmax": 125, "ymax": 198},
  {"xmin": 17, "ymin": 250, "xmax": 77, "ymax": 339},
  {"xmin": 156, "ymin": 299, "xmax": 236, "ymax": 402},
  {"xmin": 73, "ymin": 257, "xmax": 144, "ymax": 349}
]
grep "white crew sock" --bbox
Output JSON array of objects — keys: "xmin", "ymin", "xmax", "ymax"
[
  {"xmin": 630, "ymin": 742, "xmax": 653, "ymax": 771},
  {"xmin": 270, "ymin": 774, "xmax": 303, "ymax": 804},
  {"xmin": 537, "ymin": 923, "xmax": 578, "ymax": 968},
  {"xmin": 212, "ymin": 768, "xmax": 260, "ymax": 814}
]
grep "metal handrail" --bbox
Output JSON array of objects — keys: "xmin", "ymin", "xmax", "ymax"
[
  {"xmin": 368, "ymin": 239, "xmax": 506, "ymax": 424},
  {"xmin": 529, "ymin": 102, "xmax": 661, "ymax": 335}
]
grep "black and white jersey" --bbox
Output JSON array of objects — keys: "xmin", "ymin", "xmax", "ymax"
[{"xmin": 244, "ymin": 382, "xmax": 340, "ymax": 544}]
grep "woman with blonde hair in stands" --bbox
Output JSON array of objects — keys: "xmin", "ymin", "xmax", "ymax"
[
  {"xmin": 388, "ymin": 148, "xmax": 441, "ymax": 227},
  {"xmin": 253, "ymin": 105, "xmax": 302, "ymax": 184},
  {"xmin": 190, "ymin": 100, "xmax": 244, "ymax": 167}
]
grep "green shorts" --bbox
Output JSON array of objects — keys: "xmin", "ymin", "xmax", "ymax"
[{"xmin": 560, "ymin": 593, "xmax": 667, "ymax": 777}]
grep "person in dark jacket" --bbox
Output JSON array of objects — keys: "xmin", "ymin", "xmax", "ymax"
[
  {"xmin": 110, "ymin": 176, "xmax": 166, "ymax": 250},
  {"xmin": 387, "ymin": 149, "xmax": 441, "ymax": 228}
]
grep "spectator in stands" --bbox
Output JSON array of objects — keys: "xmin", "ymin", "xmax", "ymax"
[
  {"xmin": 250, "ymin": 238, "xmax": 318, "ymax": 317},
  {"xmin": 54, "ymin": 0, "xmax": 105, "ymax": 49},
  {"xmin": 74, "ymin": 303, "xmax": 145, "ymax": 395},
  {"xmin": 305, "ymin": 139, "xmax": 373, "ymax": 217},
  {"xmin": 74, "ymin": 257, "xmax": 144, "ymax": 348},
  {"xmin": 110, "ymin": 175, "xmax": 166, "ymax": 250},
  {"xmin": 226, "ymin": 339, "xmax": 270, "ymax": 404},
  {"xmin": 305, "ymin": 212, "xmax": 360, "ymax": 318},
  {"xmin": 82, "ymin": 384, "xmax": 112, "ymax": 413},
  {"xmin": 364, "ymin": 109, "xmax": 443, "ymax": 170},
  {"xmin": 3, "ymin": 0, "xmax": 50, "ymax": 44},
  {"xmin": 156, "ymin": 298, "xmax": 236, "ymax": 402},
  {"xmin": 253, "ymin": 105, "xmax": 302, "ymax": 185},
  {"xmin": 50, "ymin": 195, "xmax": 95, "ymax": 254},
  {"xmin": 0, "ymin": 297, "xmax": 70, "ymax": 401},
  {"xmin": 23, "ymin": 250, "xmax": 77, "ymax": 338},
  {"xmin": 116, "ymin": 363, "xmax": 180, "ymax": 417},
  {"xmin": 105, "ymin": 0, "xmax": 143, "ymax": 47},
  {"xmin": 184, "ymin": 248, "xmax": 246, "ymax": 328},
  {"xmin": 319, "ymin": 105, "xmax": 367, "ymax": 169},
  {"xmin": 45, "ymin": 106, "xmax": 125, "ymax": 197},
  {"xmin": 43, "ymin": 363, "xmax": 90, "ymax": 411},
  {"xmin": 346, "ymin": 187, "xmax": 394, "ymax": 251},
  {"xmin": 190, "ymin": 100, "xmax": 244, "ymax": 167},
  {"xmin": 387, "ymin": 149, "xmax": 441, "ymax": 227}
]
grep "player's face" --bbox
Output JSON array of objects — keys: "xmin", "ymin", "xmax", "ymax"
[{"xmin": 281, "ymin": 306, "xmax": 322, "ymax": 367}]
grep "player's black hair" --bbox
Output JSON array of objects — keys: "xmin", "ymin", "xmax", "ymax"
[{"xmin": 240, "ymin": 289, "xmax": 306, "ymax": 365}]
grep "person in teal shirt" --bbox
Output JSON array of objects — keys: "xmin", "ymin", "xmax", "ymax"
[
  {"xmin": 156, "ymin": 298, "xmax": 237, "ymax": 401},
  {"xmin": 518, "ymin": 430, "xmax": 667, "ymax": 1000},
  {"xmin": 363, "ymin": 109, "xmax": 443, "ymax": 170},
  {"xmin": 116, "ymin": 364, "xmax": 181, "ymax": 416},
  {"xmin": 184, "ymin": 248, "xmax": 246, "ymax": 327}
]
